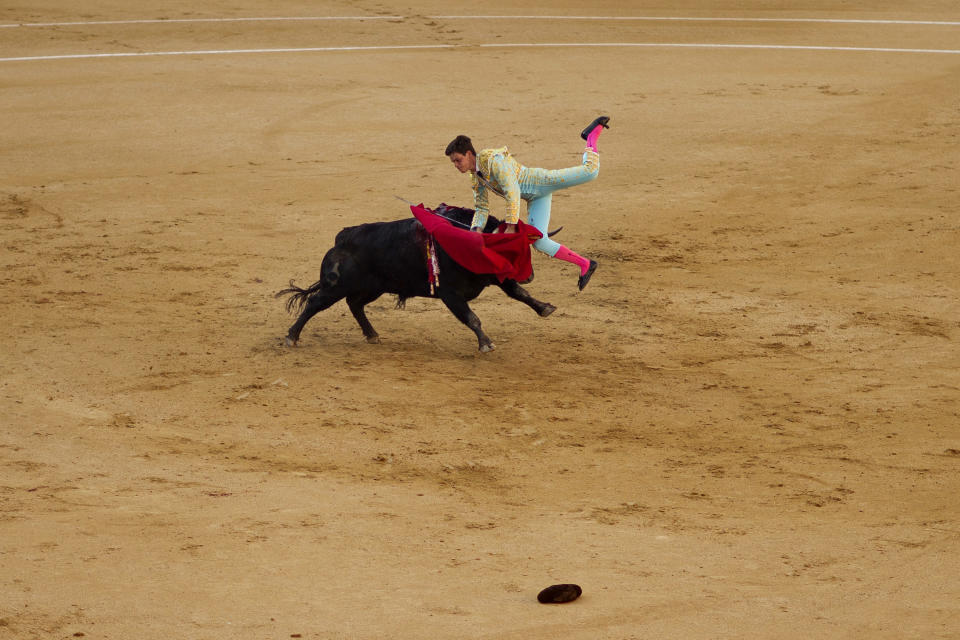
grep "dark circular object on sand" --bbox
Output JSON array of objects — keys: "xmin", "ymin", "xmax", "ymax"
[{"xmin": 537, "ymin": 583, "xmax": 582, "ymax": 604}]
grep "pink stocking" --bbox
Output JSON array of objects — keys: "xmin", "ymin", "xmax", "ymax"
[
  {"xmin": 586, "ymin": 125, "xmax": 604, "ymax": 152},
  {"xmin": 554, "ymin": 246, "xmax": 591, "ymax": 275}
]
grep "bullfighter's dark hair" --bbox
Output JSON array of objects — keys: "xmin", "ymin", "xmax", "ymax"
[{"xmin": 445, "ymin": 135, "xmax": 475, "ymax": 157}]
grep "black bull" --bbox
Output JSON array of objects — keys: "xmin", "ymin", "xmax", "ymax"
[{"xmin": 277, "ymin": 205, "xmax": 556, "ymax": 352}]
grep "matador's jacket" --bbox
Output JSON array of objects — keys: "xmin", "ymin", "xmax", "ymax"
[
  {"xmin": 468, "ymin": 146, "xmax": 600, "ymax": 231},
  {"xmin": 470, "ymin": 147, "xmax": 524, "ymax": 229}
]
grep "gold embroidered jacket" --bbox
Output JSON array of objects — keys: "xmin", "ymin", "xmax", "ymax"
[{"xmin": 470, "ymin": 146, "xmax": 523, "ymax": 228}]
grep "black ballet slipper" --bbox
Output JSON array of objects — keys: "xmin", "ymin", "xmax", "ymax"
[
  {"xmin": 580, "ymin": 116, "xmax": 610, "ymax": 140},
  {"xmin": 577, "ymin": 260, "xmax": 598, "ymax": 291},
  {"xmin": 537, "ymin": 583, "xmax": 582, "ymax": 604}
]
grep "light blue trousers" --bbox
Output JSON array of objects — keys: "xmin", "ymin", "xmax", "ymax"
[{"xmin": 521, "ymin": 151, "xmax": 599, "ymax": 256}]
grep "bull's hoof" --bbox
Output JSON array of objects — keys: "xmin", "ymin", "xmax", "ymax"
[
  {"xmin": 479, "ymin": 342, "xmax": 496, "ymax": 353},
  {"xmin": 540, "ymin": 304, "xmax": 556, "ymax": 318},
  {"xmin": 366, "ymin": 335, "xmax": 381, "ymax": 344},
  {"xmin": 285, "ymin": 336, "xmax": 299, "ymax": 347}
]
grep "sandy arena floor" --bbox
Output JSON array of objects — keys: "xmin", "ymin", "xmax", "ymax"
[{"xmin": 2, "ymin": 1, "xmax": 959, "ymax": 638}]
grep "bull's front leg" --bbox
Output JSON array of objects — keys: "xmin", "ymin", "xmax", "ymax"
[
  {"xmin": 439, "ymin": 291, "xmax": 495, "ymax": 352},
  {"xmin": 498, "ymin": 280, "xmax": 556, "ymax": 317},
  {"xmin": 346, "ymin": 292, "xmax": 382, "ymax": 344}
]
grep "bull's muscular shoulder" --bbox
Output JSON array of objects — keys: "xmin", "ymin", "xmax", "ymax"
[
  {"xmin": 333, "ymin": 219, "xmax": 421, "ymax": 248},
  {"xmin": 334, "ymin": 225, "xmax": 362, "ymax": 245}
]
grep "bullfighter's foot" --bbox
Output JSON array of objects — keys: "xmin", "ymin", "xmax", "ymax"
[
  {"xmin": 540, "ymin": 304, "xmax": 556, "ymax": 317},
  {"xmin": 537, "ymin": 583, "xmax": 582, "ymax": 604},
  {"xmin": 580, "ymin": 116, "xmax": 610, "ymax": 141},
  {"xmin": 578, "ymin": 260, "xmax": 598, "ymax": 291},
  {"xmin": 285, "ymin": 336, "xmax": 299, "ymax": 347},
  {"xmin": 581, "ymin": 115, "xmax": 610, "ymax": 152}
]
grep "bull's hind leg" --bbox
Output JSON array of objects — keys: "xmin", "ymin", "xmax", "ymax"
[
  {"xmin": 498, "ymin": 280, "xmax": 556, "ymax": 317},
  {"xmin": 286, "ymin": 292, "xmax": 344, "ymax": 346},
  {"xmin": 347, "ymin": 293, "xmax": 382, "ymax": 344},
  {"xmin": 439, "ymin": 292, "xmax": 495, "ymax": 352}
]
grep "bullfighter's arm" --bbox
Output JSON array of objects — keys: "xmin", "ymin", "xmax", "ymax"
[
  {"xmin": 471, "ymin": 179, "xmax": 489, "ymax": 230},
  {"xmin": 488, "ymin": 154, "xmax": 521, "ymax": 224}
]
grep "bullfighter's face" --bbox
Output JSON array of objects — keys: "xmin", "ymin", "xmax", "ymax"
[{"xmin": 449, "ymin": 151, "xmax": 476, "ymax": 174}]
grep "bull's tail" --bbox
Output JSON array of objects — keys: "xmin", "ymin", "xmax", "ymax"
[
  {"xmin": 275, "ymin": 279, "xmax": 323, "ymax": 314},
  {"xmin": 276, "ymin": 254, "xmax": 345, "ymax": 313}
]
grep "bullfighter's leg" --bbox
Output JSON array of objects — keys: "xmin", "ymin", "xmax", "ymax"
[
  {"xmin": 497, "ymin": 280, "xmax": 556, "ymax": 318},
  {"xmin": 519, "ymin": 142, "xmax": 601, "ymax": 290},
  {"xmin": 527, "ymin": 193, "xmax": 599, "ymax": 291},
  {"xmin": 346, "ymin": 292, "xmax": 383, "ymax": 344},
  {"xmin": 439, "ymin": 291, "xmax": 495, "ymax": 352},
  {"xmin": 286, "ymin": 292, "xmax": 344, "ymax": 346}
]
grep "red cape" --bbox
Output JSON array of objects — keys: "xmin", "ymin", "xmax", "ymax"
[{"xmin": 411, "ymin": 205, "xmax": 542, "ymax": 283}]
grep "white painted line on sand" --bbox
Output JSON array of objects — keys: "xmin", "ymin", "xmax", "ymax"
[
  {"xmin": 0, "ymin": 16, "xmax": 404, "ymax": 28},
  {"xmin": 3, "ymin": 41, "xmax": 960, "ymax": 63},
  {"xmin": 2, "ymin": 15, "xmax": 959, "ymax": 28},
  {"xmin": 481, "ymin": 42, "xmax": 960, "ymax": 54},
  {"xmin": 0, "ymin": 44, "xmax": 455, "ymax": 62},
  {"xmin": 433, "ymin": 15, "xmax": 960, "ymax": 26}
]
